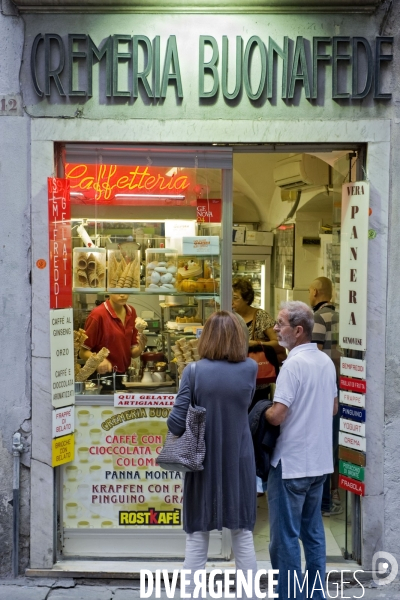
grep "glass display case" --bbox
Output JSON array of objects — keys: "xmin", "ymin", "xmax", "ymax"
[
  {"xmin": 72, "ymin": 247, "xmax": 106, "ymax": 292},
  {"xmin": 71, "ymin": 227, "xmax": 221, "ymax": 394},
  {"xmin": 107, "ymin": 246, "xmax": 140, "ymax": 292},
  {"xmin": 145, "ymin": 248, "xmax": 179, "ymax": 293}
]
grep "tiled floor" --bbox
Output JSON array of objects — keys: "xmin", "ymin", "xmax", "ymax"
[{"xmin": 253, "ymin": 491, "xmax": 350, "ymax": 561}]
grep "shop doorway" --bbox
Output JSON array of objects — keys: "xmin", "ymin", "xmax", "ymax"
[
  {"xmin": 53, "ymin": 142, "xmax": 362, "ymax": 564},
  {"xmin": 231, "ymin": 148, "xmax": 361, "ymax": 562}
]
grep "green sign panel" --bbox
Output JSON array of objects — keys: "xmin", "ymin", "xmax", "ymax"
[{"xmin": 339, "ymin": 460, "xmax": 365, "ymax": 482}]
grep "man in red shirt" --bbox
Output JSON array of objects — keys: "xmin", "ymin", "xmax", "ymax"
[{"xmin": 80, "ymin": 294, "xmax": 147, "ymax": 374}]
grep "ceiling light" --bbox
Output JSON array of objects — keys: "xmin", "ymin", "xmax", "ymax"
[{"xmin": 114, "ymin": 194, "xmax": 185, "ymax": 201}]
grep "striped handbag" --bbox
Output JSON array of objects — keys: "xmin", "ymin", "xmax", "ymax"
[{"xmin": 156, "ymin": 363, "xmax": 206, "ymax": 472}]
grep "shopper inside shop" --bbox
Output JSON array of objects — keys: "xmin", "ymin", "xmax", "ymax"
[
  {"xmin": 233, "ymin": 276, "xmax": 283, "ymax": 412},
  {"xmin": 167, "ymin": 311, "xmax": 258, "ymax": 598},
  {"xmin": 79, "ymin": 293, "xmax": 147, "ymax": 375},
  {"xmin": 309, "ymin": 276, "xmax": 342, "ymax": 517}
]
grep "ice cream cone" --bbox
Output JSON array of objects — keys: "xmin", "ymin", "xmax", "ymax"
[
  {"xmin": 77, "ymin": 253, "xmax": 87, "ymax": 269},
  {"xmin": 88, "ymin": 271, "xmax": 99, "ymax": 287},
  {"xmin": 77, "ymin": 269, "xmax": 88, "ymax": 286},
  {"xmin": 116, "ymin": 262, "xmax": 131, "ymax": 288},
  {"xmin": 87, "ymin": 254, "xmax": 96, "ymax": 272}
]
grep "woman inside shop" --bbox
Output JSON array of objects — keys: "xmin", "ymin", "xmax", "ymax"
[
  {"xmin": 232, "ymin": 278, "xmax": 286, "ymax": 374},
  {"xmin": 167, "ymin": 311, "xmax": 258, "ymax": 597},
  {"xmin": 79, "ymin": 293, "xmax": 147, "ymax": 375}
]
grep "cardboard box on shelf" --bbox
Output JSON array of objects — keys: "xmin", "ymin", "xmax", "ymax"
[
  {"xmin": 245, "ymin": 231, "xmax": 273, "ymax": 246},
  {"xmin": 232, "ymin": 226, "xmax": 246, "ymax": 244}
]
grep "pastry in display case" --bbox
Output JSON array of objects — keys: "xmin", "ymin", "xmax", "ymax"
[
  {"xmin": 73, "ymin": 247, "xmax": 106, "ymax": 292},
  {"xmin": 175, "ymin": 256, "xmax": 219, "ymax": 293},
  {"xmin": 145, "ymin": 248, "xmax": 178, "ymax": 293},
  {"xmin": 163, "ymin": 299, "xmax": 202, "ymax": 332},
  {"xmin": 107, "ymin": 246, "xmax": 140, "ymax": 292},
  {"xmin": 171, "ymin": 337, "xmax": 200, "ymax": 376}
]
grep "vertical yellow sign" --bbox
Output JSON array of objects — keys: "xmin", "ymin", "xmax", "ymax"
[{"xmin": 52, "ymin": 433, "xmax": 75, "ymax": 467}]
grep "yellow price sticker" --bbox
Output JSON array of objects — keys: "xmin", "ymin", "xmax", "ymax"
[{"xmin": 52, "ymin": 433, "xmax": 75, "ymax": 467}]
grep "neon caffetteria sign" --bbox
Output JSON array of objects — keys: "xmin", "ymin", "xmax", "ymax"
[{"xmin": 66, "ymin": 164, "xmax": 192, "ymax": 203}]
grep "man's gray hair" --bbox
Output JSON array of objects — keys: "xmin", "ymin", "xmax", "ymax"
[{"xmin": 280, "ymin": 301, "xmax": 314, "ymax": 340}]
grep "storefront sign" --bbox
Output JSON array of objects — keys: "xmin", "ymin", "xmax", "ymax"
[
  {"xmin": 340, "ymin": 405, "xmax": 366, "ymax": 423},
  {"xmin": 62, "ymin": 406, "xmax": 182, "ymax": 530},
  {"xmin": 52, "ymin": 433, "xmax": 75, "ymax": 467},
  {"xmin": 340, "ymin": 390, "xmax": 365, "ymax": 409},
  {"xmin": 66, "ymin": 164, "xmax": 192, "ymax": 203},
  {"xmin": 340, "ymin": 376, "xmax": 367, "ymax": 394},
  {"xmin": 339, "ymin": 446, "xmax": 366, "ymax": 467},
  {"xmin": 340, "ymin": 418, "xmax": 366, "ymax": 437},
  {"xmin": 30, "ymin": 35, "xmax": 393, "ymax": 102},
  {"xmin": 182, "ymin": 236, "xmax": 219, "ymax": 255},
  {"xmin": 339, "ymin": 181, "xmax": 369, "ymax": 351},
  {"xmin": 339, "ymin": 474, "xmax": 365, "ymax": 496},
  {"xmin": 339, "ymin": 431, "xmax": 366, "ymax": 452},
  {"xmin": 339, "ymin": 460, "xmax": 365, "ymax": 482},
  {"xmin": 114, "ymin": 394, "xmax": 176, "ymax": 407},
  {"xmin": 52, "ymin": 405, "xmax": 75, "ymax": 438},
  {"xmin": 48, "ymin": 177, "xmax": 72, "ymax": 309},
  {"xmin": 197, "ymin": 199, "xmax": 222, "ymax": 223},
  {"xmin": 340, "ymin": 357, "xmax": 366, "ymax": 378},
  {"xmin": 50, "ymin": 308, "xmax": 75, "ymax": 409}
]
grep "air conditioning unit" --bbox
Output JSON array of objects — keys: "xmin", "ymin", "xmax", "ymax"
[{"xmin": 273, "ymin": 154, "xmax": 330, "ymax": 191}]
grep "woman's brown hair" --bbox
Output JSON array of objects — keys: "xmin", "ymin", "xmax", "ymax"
[
  {"xmin": 197, "ymin": 311, "xmax": 248, "ymax": 362},
  {"xmin": 232, "ymin": 278, "xmax": 255, "ymax": 306}
]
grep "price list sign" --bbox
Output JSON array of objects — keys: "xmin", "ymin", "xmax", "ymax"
[
  {"xmin": 338, "ymin": 356, "xmax": 366, "ymax": 496},
  {"xmin": 50, "ymin": 308, "xmax": 75, "ymax": 409}
]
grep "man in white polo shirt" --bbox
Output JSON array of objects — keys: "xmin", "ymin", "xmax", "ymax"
[{"xmin": 265, "ymin": 301, "xmax": 338, "ymax": 600}]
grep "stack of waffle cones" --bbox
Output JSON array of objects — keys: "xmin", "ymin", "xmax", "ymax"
[
  {"xmin": 108, "ymin": 252, "xmax": 140, "ymax": 289},
  {"xmin": 74, "ymin": 252, "xmax": 105, "ymax": 288}
]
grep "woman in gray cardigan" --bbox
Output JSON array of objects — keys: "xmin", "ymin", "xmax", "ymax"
[{"xmin": 167, "ymin": 311, "xmax": 258, "ymax": 595}]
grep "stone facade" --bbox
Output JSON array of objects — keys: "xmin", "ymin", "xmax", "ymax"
[{"xmin": 0, "ymin": 0, "xmax": 399, "ymax": 576}]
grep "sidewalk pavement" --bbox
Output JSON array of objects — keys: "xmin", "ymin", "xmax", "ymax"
[{"xmin": 1, "ymin": 577, "xmax": 400, "ymax": 600}]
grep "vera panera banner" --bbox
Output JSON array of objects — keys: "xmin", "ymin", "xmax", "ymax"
[
  {"xmin": 339, "ymin": 181, "xmax": 369, "ymax": 351},
  {"xmin": 62, "ymin": 405, "xmax": 182, "ymax": 529},
  {"xmin": 30, "ymin": 35, "xmax": 393, "ymax": 102}
]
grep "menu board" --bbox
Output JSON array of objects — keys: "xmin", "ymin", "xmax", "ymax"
[
  {"xmin": 50, "ymin": 308, "xmax": 75, "ymax": 409},
  {"xmin": 61, "ymin": 406, "xmax": 182, "ymax": 530}
]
